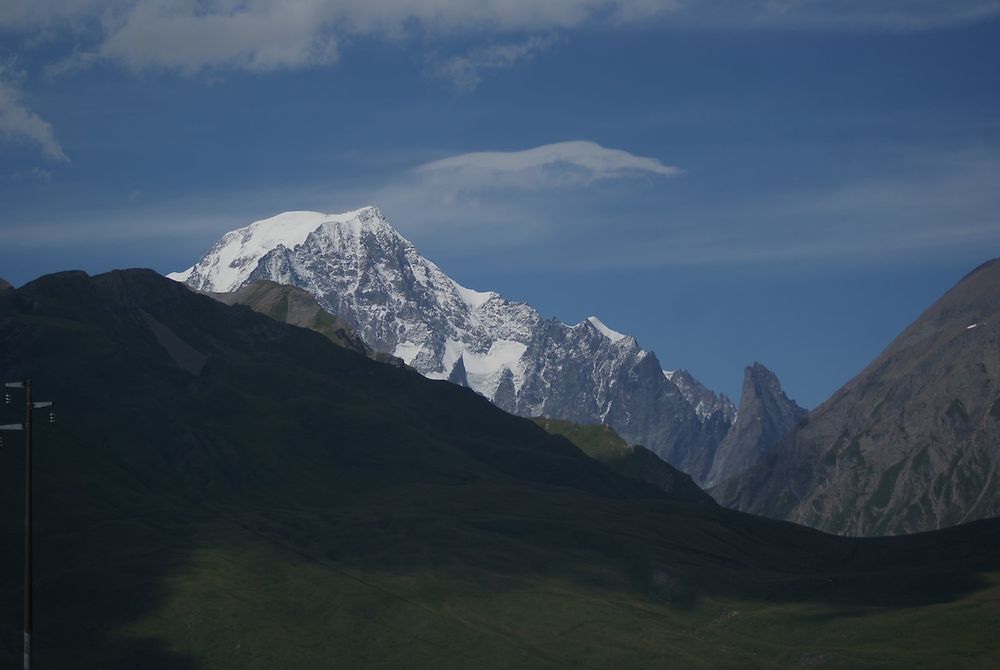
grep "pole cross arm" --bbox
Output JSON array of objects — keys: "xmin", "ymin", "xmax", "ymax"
[
  {"xmin": 0, "ymin": 423, "xmax": 24, "ymax": 431},
  {"xmin": 32, "ymin": 402, "xmax": 52, "ymax": 409},
  {"xmin": 4, "ymin": 381, "xmax": 25, "ymax": 388}
]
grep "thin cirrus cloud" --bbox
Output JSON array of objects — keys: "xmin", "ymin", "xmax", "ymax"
[
  {"xmin": 429, "ymin": 36, "xmax": 558, "ymax": 93},
  {"xmin": 0, "ymin": 78, "xmax": 69, "ymax": 163}
]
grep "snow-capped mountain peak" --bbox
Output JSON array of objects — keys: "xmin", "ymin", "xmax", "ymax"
[
  {"xmin": 586, "ymin": 315, "xmax": 626, "ymax": 343},
  {"xmin": 167, "ymin": 206, "xmax": 387, "ymax": 293},
  {"xmin": 170, "ymin": 206, "xmax": 735, "ymax": 484}
]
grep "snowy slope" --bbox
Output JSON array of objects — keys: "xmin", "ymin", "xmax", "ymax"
[
  {"xmin": 665, "ymin": 370, "xmax": 737, "ymax": 422},
  {"xmin": 170, "ymin": 206, "xmax": 734, "ymax": 482},
  {"xmin": 167, "ymin": 209, "xmax": 376, "ymax": 292}
]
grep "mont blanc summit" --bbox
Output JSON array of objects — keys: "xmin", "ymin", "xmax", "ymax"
[{"xmin": 170, "ymin": 206, "xmax": 734, "ymax": 479}]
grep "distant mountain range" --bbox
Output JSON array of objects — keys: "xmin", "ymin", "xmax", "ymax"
[
  {"xmin": 170, "ymin": 207, "xmax": 740, "ymax": 484},
  {"xmin": 169, "ymin": 207, "xmax": 1000, "ymax": 538},
  {"xmin": 717, "ymin": 259, "xmax": 1000, "ymax": 535}
]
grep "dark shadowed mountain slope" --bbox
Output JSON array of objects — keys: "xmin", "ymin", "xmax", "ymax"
[
  {"xmin": 0, "ymin": 277, "xmax": 10, "ymax": 290},
  {"xmin": 718, "ymin": 259, "xmax": 1000, "ymax": 536},
  {"xmin": 705, "ymin": 363, "xmax": 807, "ymax": 489},
  {"xmin": 531, "ymin": 418, "xmax": 716, "ymax": 505},
  {"xmin": 2, "ymin": 269, "xmax": 1000, "ymax": 668}
]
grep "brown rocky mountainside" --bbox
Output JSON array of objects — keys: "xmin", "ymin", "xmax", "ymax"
[
  {"xmin": 717, "ymin": 259, "xmax": 1000, "ymax": 536},
  {"xmin": 210, "ymin": 280, "xmax": 380, "ymax": 359},
  {"xmin": 0, "ymin": 278, "xmax": 10, "ymax": 291},
  {"xmin": 704, "ymin": 363, "xmax": 807, "ymax": 489}
]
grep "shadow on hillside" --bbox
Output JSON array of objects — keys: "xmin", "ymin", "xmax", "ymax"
[{"xmin": 0, "ymin": 420, "xmax": 198, "ymax": 668}]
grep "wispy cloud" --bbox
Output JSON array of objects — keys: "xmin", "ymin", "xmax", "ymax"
[
  {"xmin": 93, "ymin": 2, "xmax": 339, "ymax": 74},
  {"xmin": 12, "ymin": 0, "xmax": 1000, "ymax": 77},
  {"xmin": 0, "ymin": 76, "xmax": 69, "ymax": 163},
  {"xmin": 429, "ymin": 36, "xmax": 557, "ymax": 92},
  {"xmin": 346, "ymin": 141, "xmax": 687, "ymax": 258},
  {"xmin": 36, "ymin": 0, "xmax": 672, "ymax": 76}
]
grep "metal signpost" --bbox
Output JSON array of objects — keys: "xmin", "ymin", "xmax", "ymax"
[{"xmin": 2, "ymin": 381, "xmax": 54, "ymax": 670}]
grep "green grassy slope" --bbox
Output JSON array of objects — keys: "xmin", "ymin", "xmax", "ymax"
[
  {"xmin": 532, "ymin": 417, "xmax": 715, "ymax": 505},
  {"xmin": 0, "ymin": 269, "xmax": 997, "ymax": 669}
]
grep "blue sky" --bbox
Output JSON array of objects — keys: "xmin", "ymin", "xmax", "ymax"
[{"xmin": 1, "ymin": 1, "xmax": 999, "ymax": 406}]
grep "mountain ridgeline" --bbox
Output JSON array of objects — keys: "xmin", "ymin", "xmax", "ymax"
[
  {"xmin": 717, "ymin": 259, "xmax": 1000, "ymax": 536},
  {"xmin": 3, "ymin": 269, "xmax": 1000, "ymax": 668},
  {"xmin": 170, "ymin": 207, "xmax": 738, "ymax": 485},
  {"xmin": 168, "ymin": 207, "xmax": 1000, "ymax": 539}
]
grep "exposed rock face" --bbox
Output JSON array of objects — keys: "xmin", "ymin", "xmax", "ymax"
[
  {"xmin": 447, "ymin": 354, "xmax": 470, "ymax": 387},
  {"xmin": 0, "ymin": 278, "xmax": 11, "ymax": 291},
  {"xmin": 666, "ymin": 369, "xmax": 737, "ymax": 423},
  {"xmin": 170, "ymin": 207, "xmax": 733, "ymax": 481},
  {"xmin": 717, "ymin": 259, "xmax": 1000, "ymax": 536},
  {"xmin": 211, "ymin": 280, "xmax": 373, "ymax": 357},
  {"xmin": 704, "ymin": 363, "xmax": 806, "ymax": 489}
]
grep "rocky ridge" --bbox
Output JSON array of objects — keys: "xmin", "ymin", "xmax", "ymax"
[{"xmin": 717, "ymin": 259, "xmax": 1000, "ymax": 535}]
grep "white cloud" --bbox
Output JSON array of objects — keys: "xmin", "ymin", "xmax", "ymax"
[
  {"xmin": 14, "ymin": 0, "xmax": 999, "ymax": 76},
  {"xmin": 38, "ymin": 0, "xmax": 676, "ymax": 75},
  {"xmin": 415, "ymin": 140, "xmax": 683, "ymax": 187},
  {"xmin": 95, "ymin": 1, "xmax": 339, "ymax": 74},
  {"xmin": 338, "ymin": 141, "xmax": 686, "ymax": 259},
  {"xmin": 430, "ymin": 36, "xmax": 557, "ymax": 92},
  {"xmin": 0, "ymin": 79, "xmax": 69, "ymax": 163}
]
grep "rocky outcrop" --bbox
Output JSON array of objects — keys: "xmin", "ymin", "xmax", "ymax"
[
  {"xmin": 666, "ymin": 369, "xmax": 736, "ymax": 423},
  {"xmin": 211, "ymin": 280, "xmax": 373, "ymax": 357},
  {"xmin": 704, "ymin": 363, "xmax": 806, "ymax": 489}
]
